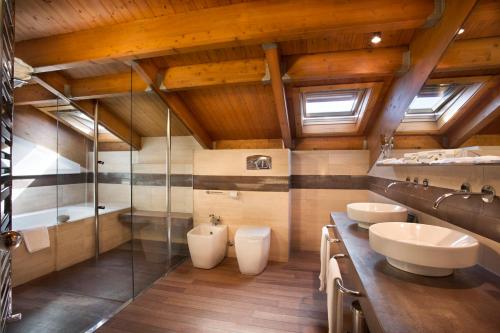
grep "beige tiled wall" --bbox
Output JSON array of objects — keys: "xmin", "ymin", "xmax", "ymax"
[
  {"xmin": 194, "ymin": 149, "xmax": 290, "ymax": 176},
  {"xmin": 292, "ymin": 150, "xmax": 369, "ymax": 175},
  {"xmin": 193, "ymin": 149, "xmax": 291, "ymax": 262},
  {"xmin": 98, "ymin": 136, "xmax": 201, "ymax": 213},
  {"xmin": 292, "ymin": 189, "xmax": 370, "ymax": 251},
  {"xmin": 291, "ymin": 150, "xmax": 370, "ymax": 251}
]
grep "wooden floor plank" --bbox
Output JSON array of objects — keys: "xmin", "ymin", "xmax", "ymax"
[{"xmin": 97, "ymin": 252, "xmax": 329, "ymax": 333}]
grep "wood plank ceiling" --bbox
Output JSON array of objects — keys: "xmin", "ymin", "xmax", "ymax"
[{"xmin": 13, "ymin": 0, "xmax": 500, "ymax": 153}]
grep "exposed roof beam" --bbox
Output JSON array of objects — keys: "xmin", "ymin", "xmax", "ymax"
[
  {"xmin": 130, "ymin": 60, "xmax": 213, "ymax": 149},
  {"xmin": 435, "ymin": 37, "xmax": 500, "ymax": 73},
  {"xmin": 16, "ymin": 0, "xmax": 434, "ymax": 72},
  {"xmin": 214, "ymin": 139, "xmax": 284, "ymax": 150},
  {"xmin": 17, "ymin": 36, "xmax": 497, "ymax": 105},
  {"xmin": 393, "ymin": 135, "xmax": 443, "ymax": 149},
  {"xmin": 286, "ymin": 47, "xmax": 408, "ymax": 82},
  {"xmin": 366, "ymin": 0, "xmax": 478, "ymax": 167},
  {"xmin": 70, "ymin": 72, "xmax": 149, "ymax": 100},
  {"xmin": 33, "ymin": 72, "xmax": 142, "ymax": 149},
  {"xmin": 294, "ymin": 137, "xmax": 366, "ymax": 150},
  {"xmin": 263, "ymin": 44, "xmax": 293, "ymax": 149},
  {"xmin": 14, "ymin": 84, "xmax": 58, "ymax": 106},
  {"xmin": 445, "ymin": 76, "xmax": 500, "ymax": 148},
  {"xmin": 163, "ymin": 59, "xmax": 268, "ymax": 90}
]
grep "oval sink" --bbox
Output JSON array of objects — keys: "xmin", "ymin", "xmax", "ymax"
[
  {"xmin": 369, "ymin": 222, "xmax": 479, "ymax": 277},
  {"xmin": 347, "ymin": 202, "xmax": 408, "ymax": 229}
]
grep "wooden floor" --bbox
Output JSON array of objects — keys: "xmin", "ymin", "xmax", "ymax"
[{"xmin": 98, "ymin": 252, "xmax": 330, "ymax": 333}]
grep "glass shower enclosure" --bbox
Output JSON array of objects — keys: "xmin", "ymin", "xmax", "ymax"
[{"xmin": 7, "ymin": 66, "xmax": 193, "ymax": 333}]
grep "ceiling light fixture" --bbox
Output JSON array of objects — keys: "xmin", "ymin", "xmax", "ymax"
[
  {"xmin": 457, "ymin": 28, "xmax": 465, "ymax": 35},
  {"xmin": 371, "ymin": 32, "xmax": 382, "ymax": 44}
]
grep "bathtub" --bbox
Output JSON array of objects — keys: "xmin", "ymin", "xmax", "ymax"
[
  {"xmin": 12, "ymin": 202, "xmax": 132, "ymax": 287},
  {"xmin": 13, "ymin": 202, "xmax": 130, "ymax": 230}
]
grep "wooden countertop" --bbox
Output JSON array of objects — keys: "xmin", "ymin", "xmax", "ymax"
[{"xmin": 330, "ymin": 212, "xmax": 500, "ymax": 333}]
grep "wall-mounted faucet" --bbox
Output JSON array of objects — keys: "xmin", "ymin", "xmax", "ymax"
[
  {"xmin": 209, "ymin": 214, "xmax": 221, "ymax": 225},
  {"xmin": 385, "ymin": 176, "xmax": 411, "ymax": 193},
  {"xmin": 433, "ymin": 183, "xmax": 496, "ymax": 209}
]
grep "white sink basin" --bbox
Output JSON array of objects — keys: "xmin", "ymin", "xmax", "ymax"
[
  {"xmin": 347, "ymin": 202, "xmax": 408, "ymax": 229},
  {"xmin": 187, "ymin": 223, "xmax": 227, "ymax": 269},
  {"xmin": 369, "ymin": 222, "xmax": 479, "ymax": 277}
]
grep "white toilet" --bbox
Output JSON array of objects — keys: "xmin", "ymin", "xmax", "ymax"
[{"xmin": 234, "ymin": 226, "xmax": 271, "ymax": 275}]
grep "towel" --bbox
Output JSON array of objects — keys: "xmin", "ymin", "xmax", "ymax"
[
  {"xmin": 319, "ymin": 226, "xmax": 331, "ymax": 291},
  {"xmin": 21, "ymin": 226, "xmax": 50, "ymax": 253},
  {"xmin": 327, "ymin": 257, "xmax": 343, "ymax": 333},
  {"xmin": 474, "ymin": 155, "xmax": 500, "ymax": 164}
]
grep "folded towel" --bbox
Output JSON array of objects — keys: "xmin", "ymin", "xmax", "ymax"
[
  {"xmin": 327, "ymin": 257, "xmax": 343, "ymax": 333},
  {"xmin": 21, "ymin": 226, "xmax": 50, "ymax": 253},
  {"xmin": 319, "ymin": 226, "xmax": 331, "ymax": 292},
  {"xmin": 474, "ymin": 155, "xmax": 500, "ymax": 164}
]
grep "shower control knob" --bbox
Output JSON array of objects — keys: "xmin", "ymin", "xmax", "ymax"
[
  {"xmin": 97, "ymin": 161, "xmax": 104, "ymax": 165},
  {"xmin": 98, "ymin": 205, "xmax": 106, "ymax": 210}
]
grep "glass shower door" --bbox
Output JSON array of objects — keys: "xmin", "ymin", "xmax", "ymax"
[{"xmin": 130, "ymin": 86, "xmax": 170, "ymax": 295}]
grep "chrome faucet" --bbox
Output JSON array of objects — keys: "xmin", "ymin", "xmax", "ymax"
[
  {"xmin": 385, "ymin": 176, "xmax": 411, "ymax": 193},
  {"xmin": 433, "ymin": 183, "xmax": 496, "ymax": 209},
  {"xmin": 209, "ymin": 214, "xmax": 221, "ymax": 225}
]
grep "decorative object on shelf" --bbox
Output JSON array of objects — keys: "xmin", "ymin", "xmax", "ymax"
[{"xmin": 380, "ymin": 135, "xmax": 394, "ymax": 159}]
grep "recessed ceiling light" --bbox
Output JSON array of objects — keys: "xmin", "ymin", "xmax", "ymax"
[
  {"xmin": 458, "ymin": 28, "xmax": 465, "ymax": 35},
  {"xmin": 371, "ymin": 32, "xmax": 382, "ymax": 44}
]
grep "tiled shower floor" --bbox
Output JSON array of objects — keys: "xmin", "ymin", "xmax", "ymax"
[{"xmin": 7, "ymin": 241, "xmax": 183, "ymax": 333}]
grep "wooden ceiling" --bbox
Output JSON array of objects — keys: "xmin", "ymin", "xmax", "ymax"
[{"xmin": 13, "ymin": 0, "xmax": 500, "ymax": 160}]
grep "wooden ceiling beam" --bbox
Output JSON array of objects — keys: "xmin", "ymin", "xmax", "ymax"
[
  {"xmin": 32, "ymin": 72, "xmax": 142, "ymax": 150},
  {"xmin": 130, "ymin": 60, "xmax": 213, "ymax": 149},
  {"xmin": 70, "ymin": 72, "xmax": 148, "ymax": 100},
  {"xmin": 445, "ymin": 76, "xmax": 500, "ymax": 148},
  {"xmin": 263, "ymin": 44, "xmax": 293, "ymax": 149},
  {"xmin": 17, "ymin": 36, "xmax": 497, "ymax": 105},
  {"xmin": 16, "ymin": 0, "xmax": 434, "ymax": 72},
  {"xmin": 435, "ymin": 36, "xmax": 500, "ymax": 73},
  {"xmin": 162, "ymin": 59, "xmax": 268, "ymax": 91},
  {"xmin": 294, "ymin": 137, "xmax": 366, "ymax": 150},
  {"xmin": 366, "ymin": 0, "xmax": 478, "ymax": 167},
  {"xmin": 14, "ymin": 84, "xmax": 58, "ymax": 106},
  {"xmin": 286, "ymin": 47, "xmax": 408, "ymax": 82}
]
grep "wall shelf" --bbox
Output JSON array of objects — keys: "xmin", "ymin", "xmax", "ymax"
[{"xmin": 376, "ymin": 162, "xmax": 500, "ymax": 167}]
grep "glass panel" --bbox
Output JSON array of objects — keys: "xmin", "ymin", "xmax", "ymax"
[
  {"xmin": 130, "ymin": 75, "xmax": 169, "ymax": 296},
  {"xmin": 301, "ymin": 88, "xmax": 367, "ymax": 125},
  {"xmin": 170, "ymin": 112, "xmax": 198, "ymax": 267},
  {"xmin": 304, "ymin": 90, "xmax": 359, "ymax": 117},
  {"xmin": 407, "ymin": 84, "xmax": 458, "ymax": 114}
]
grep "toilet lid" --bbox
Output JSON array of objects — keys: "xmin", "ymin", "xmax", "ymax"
[{"xmin": 235, "ymin": 226, "xmax": 271, "ymax": 240}]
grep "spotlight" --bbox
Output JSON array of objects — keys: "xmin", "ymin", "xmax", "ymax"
[
  {"xmin": 371, "ymin": 32, "xmax": 382, "ymax": 44},
  {"xmin": 457, "ymin": 28, "xmax": 465, "ymax": 35}
]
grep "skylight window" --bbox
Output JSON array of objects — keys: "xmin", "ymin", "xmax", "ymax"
[
  {"xmin": 302, "ymin": 89, "xmax": 368, "ymax": 124},
  {"xmin": 404, "ymin": 84, "xmax": 470, "ymax": 122},
  {"xmin": 56, "ymin": 110, "xmax": 110, "ymax": 136}
]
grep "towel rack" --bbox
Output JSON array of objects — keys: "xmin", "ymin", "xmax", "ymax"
[
  {"xmin": 325, "ymin": 224, "xmax": 342, "ymax": 243},
  {"xmin": 332, "ymin": 254, "xmax": 363, "ymax": 333},
  {"xmin": 206, "ymin": 190, "xmax": 224, "ymax": 194}
]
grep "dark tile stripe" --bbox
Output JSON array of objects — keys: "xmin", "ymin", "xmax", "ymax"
[
  {"xmin": 193, "ymin": 175, "xmax": 290, "ymax": 192},
  {"xmin": 366, "ymin": 176, "xmax": 500, "ymax": 242},
  {"xmin": 291, "ymin": 175, "xmax": 369, "ymax": 189},
  {"xmin": 13, "ymin": 173, "xmax": 88, "ymax": 187},
  {"xmin": 13, "ymin": 173, "xmax": 193, "ymax": 188}
]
